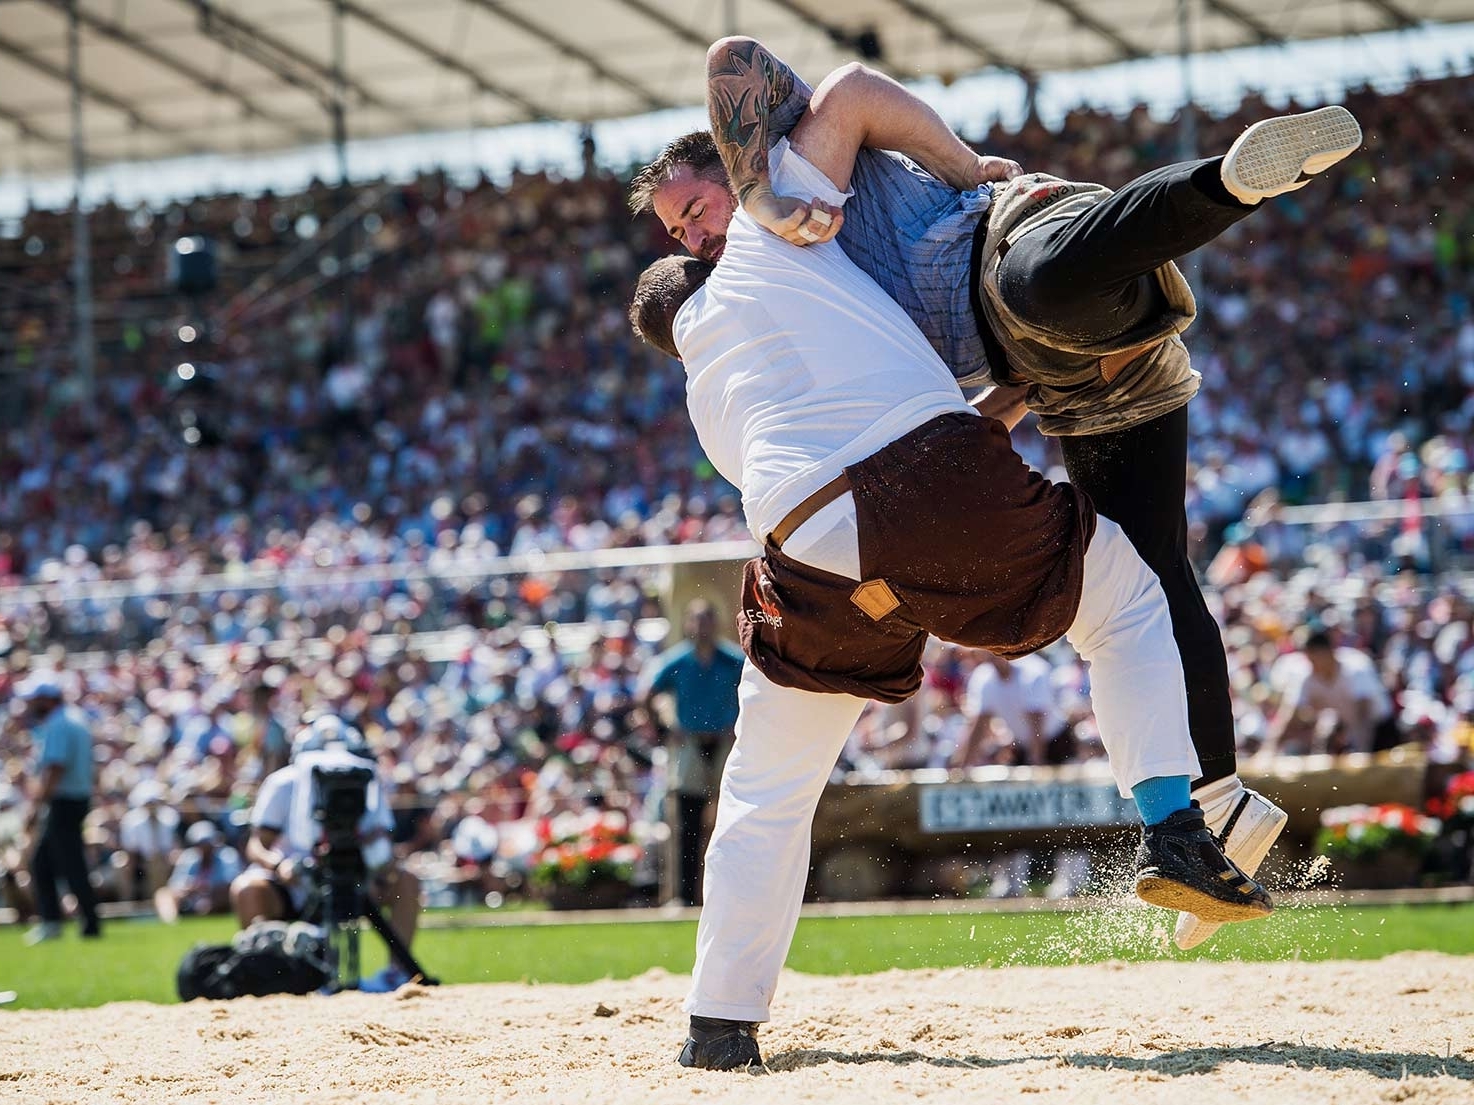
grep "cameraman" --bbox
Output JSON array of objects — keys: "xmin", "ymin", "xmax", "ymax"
[{"xmin": 229, "ymin": 716, "xmax": 421, "ymax": 992}]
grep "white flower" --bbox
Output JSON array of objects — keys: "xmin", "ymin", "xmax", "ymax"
[
  {"xmin": 611, "ymin": 844, "xmax": 641, "ymax": 865},
  {"xmin": 549, "ymin": 811, "xmax": 582, "ymax": 842},
  {"xmin": 601, "ymin": 810, "xmax": 629, "ymax": 834}
]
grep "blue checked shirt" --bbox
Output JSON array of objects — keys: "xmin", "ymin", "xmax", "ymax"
[{"xmin": 769, "ymin": 87, "xmax": 994, "ymax": 387}]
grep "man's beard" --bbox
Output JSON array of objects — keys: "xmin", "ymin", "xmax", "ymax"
[{"xmin": 697, "ymin": 237, "xmax": 726, "ymax": 263}]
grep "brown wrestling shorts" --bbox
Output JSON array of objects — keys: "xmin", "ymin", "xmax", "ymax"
[{"xmin": 738, "ymin": 412, "xmax": 1095, "ymax": 703}]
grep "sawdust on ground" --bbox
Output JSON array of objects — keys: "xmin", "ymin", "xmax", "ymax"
[{"xmin": 2, "ymin": 952, "xmax": 1472, "ymax": 1104}]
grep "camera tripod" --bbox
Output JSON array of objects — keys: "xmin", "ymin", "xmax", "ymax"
[{"xmin": 309, "ymin": 849, "xmax": 439, "ymax": 992}]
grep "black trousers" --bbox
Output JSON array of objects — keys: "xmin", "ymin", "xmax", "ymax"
[
  {"xmin": 676, "ymin": 794, "xmax": 708, "ymax": 907},
  {"xmin": 995, "ymin": 157, "xmax": 1256, "ymax": 786},
  {"xmin": 996, "ymin": 158, "xmax": 1251, "ymax": 342},
  {"xmin": 31, "ymin": 797, "xmax": 101, "ymax": 932}
]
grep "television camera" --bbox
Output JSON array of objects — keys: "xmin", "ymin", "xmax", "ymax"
[{"xmin": 306, "ymin": 760, "xmax": 438, "ymax": 991}]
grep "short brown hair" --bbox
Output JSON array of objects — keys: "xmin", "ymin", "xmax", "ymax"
[
  {"xmin": 628, "ymin": 131, "xmax": 729, "ymax": 216},
  {"xmin": 628, "ymin": 255, "xmax": 714, "ymax": 359}
]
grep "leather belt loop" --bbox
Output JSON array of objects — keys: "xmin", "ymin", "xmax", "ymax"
[{"xmin": 769, "ymin": 473, "xmax": 852, "ymax": 550}]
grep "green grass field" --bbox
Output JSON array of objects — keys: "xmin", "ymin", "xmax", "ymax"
[{"xmin": 3, "ymin": 902, "xmax": 1471, "ymax": 1011}]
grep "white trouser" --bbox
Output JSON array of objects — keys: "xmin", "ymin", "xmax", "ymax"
[
  {"xmin": 1064, "ymin": 515, "xmax": 1201, "ymax": 795},
  {"xmin": 686, "ymin": 513, "xmax": 1198, "ymax": 1022},
  {"xmin": 686, "ymin": 663, "xmax": 867, "ymax": 1022}
]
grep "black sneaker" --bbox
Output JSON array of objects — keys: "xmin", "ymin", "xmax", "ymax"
[
  {"xmin": 1135, "ymin": 803, "xmax": 1274, "ymax": 924},
  {"xmin": 677, "ymin": 1015, "xmax": 764, "ymax": 1071}
]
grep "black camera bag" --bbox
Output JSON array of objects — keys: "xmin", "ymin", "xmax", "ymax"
[{"xmin": 177, "ymin": 921, "xmax": 333, "ymax": 1001}]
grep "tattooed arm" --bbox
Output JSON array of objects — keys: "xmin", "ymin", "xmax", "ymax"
[
  {"xmin": 706, "ymin": 36, "xmax": 845, "ymax": 246},
  {"xmin": 708, "ymin": 37, "xmax": 1021, "ymax": 246}
]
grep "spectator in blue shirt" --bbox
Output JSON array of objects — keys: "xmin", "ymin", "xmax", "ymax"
[
  {"xmin": 19, "ymin": 673, "xmax": 101, "ymax": 944},
  {"xmin": 640, "ymin": 600, "xmax": 745, "ymax": 905},
  {"xmin": 154, "ymin": 820, "xmax": 243, "ymax": 923}
]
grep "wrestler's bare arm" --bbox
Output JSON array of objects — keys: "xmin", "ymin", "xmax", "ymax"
[
  {"xmin": 972, "ymin": 384, "xmax": 1031, "ymax": 430},
  {"xmin": 706, "ymin": 36, "xmax": 844, "ymax": 246},
  {"xmin": 789, "ymin": 62, "xmax": 1021, "ymax": 195},
  {"xmin": 708, "ymin": 36, "xmax": 1021, "ymax": 245}
]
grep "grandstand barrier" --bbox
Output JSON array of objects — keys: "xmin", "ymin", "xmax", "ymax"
[
  {"xmin": 3, "ymin": 492, "xmax": 1463, "ymax": 616},
  {"xmin": 44, "ymin": 544, "xmax": 750, "ymax": 668},
  {"xmin": 3, "ymin": 538, "xmax": 756, "ymax": 657},
  {"xmin": 0, "ymin": 540, "xmax": 761, "ymax": 610},
  {"xmin": 1247, "ymin": 496, "xmax": 1474, "ymax": 574},
  {"xmin": 9, "ymin": 493, "xmax": 1470, "ymax": 655},
  {"xmin": 62, "ymin": 617, "xmax": 677, "ymax": 672}
]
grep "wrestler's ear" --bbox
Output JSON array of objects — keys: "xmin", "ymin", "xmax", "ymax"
[{"xmin": 629, "ymin": 255, "xmax": 710, "ymax": 359}]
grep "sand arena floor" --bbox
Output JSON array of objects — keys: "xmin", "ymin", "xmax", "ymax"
[{"xmin": 2, "ymin": 952, "xmax": 1472, "ymax": 1104}]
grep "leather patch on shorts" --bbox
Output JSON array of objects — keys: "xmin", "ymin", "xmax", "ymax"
[
  {"xmin": 851, "ymin": 579, "xmax": 901, "ymax": 621},
  {"xmin": 1098, "ymin": 338, "xmax": 1163, "ymax": 384}
]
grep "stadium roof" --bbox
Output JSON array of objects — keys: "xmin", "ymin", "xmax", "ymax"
[{"xmin": 0, "ymin": 0, "xmax": 1466, "ymax": 176}]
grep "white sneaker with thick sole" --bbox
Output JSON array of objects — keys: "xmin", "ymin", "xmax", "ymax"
[
  {"xmin": 1174, "ymin": 781, "xmax": 1289, "ymax": 950},
  {"xmin": 1221, "ymin": 106, "xmax": 1362, "ymax": 205}
]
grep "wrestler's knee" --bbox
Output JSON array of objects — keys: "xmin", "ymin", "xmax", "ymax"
[{"xmin": 996, "ymin": 237, "xmax": 1077, "ymax": 325}]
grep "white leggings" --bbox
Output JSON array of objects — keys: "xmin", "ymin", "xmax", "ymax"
[{"xmin": 686, "ymin": 514, "xmax": 1200, "ymax": 1022}]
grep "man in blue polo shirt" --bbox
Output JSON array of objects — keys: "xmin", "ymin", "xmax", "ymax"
[
  {"xmin": 641, "ymin": 600, "xmax": 745, "ymax": 905},
  {"xmin": 19, "ymin": 672, "xmax": 102, "ymax": 943}
]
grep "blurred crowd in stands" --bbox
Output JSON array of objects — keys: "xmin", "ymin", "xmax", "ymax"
[
  {"xmin": 1, "ymin": 621, "xmax": 673, "ymax": 912},
  {"xmin": 5, "ymin": 561, "xmax": 1474, "ymax": 910},
  {"xmin": 4, "ymin": 77, "xmax": 1474, "ymax": 596},
  {"xmin": 4, "ymin": 72, "xmax": 1474, "ymax": 909}
]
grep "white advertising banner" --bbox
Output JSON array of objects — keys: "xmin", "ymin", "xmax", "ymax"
[{"xmin": 918, "ymin": 781, "xmax": 1138, "ymax": 833}]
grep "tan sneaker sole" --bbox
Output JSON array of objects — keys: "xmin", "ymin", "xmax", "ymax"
[
  {"xmin": 1222, "ymin": 106, "xmax": 1363, "ymax": 203},
  {"xmin": 1137, "ymin": 876, "xmax": 1274, "ymax": 924}
]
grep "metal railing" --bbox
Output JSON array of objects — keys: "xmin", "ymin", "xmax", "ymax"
[{"xmin": 0, "ymin": 539, "xmax": 759, "ymax": 611}]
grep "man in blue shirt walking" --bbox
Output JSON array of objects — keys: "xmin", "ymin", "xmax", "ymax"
[
  {"xmin": 19, "ymin": 673, "xmax": 102, "ymax": 943},
  {"xmin": 641, "ymin": 600, "xmax": 745, "ymax": 906}
]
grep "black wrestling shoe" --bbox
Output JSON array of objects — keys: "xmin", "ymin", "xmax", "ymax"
[
  {"xmin": 1134, "ymin": 802, "xmax": 1274, "ymax": 924},
  {"xmin": 678, "ymin": 1015, "xmax": 763, "ymax": 1071}
]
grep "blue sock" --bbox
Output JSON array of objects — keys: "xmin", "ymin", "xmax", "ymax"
[{"xmin": 1131, "ymin": 776, "xmax": 1192, "ymax": 826}]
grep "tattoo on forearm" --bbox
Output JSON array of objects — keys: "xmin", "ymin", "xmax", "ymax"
[
  {"xmin": 757, "ymin": 48, "xmax": 795, "ymax": 109},
  {"xmin": 707, "ymin": 39, "xmax": 797, "ymax": 205}
]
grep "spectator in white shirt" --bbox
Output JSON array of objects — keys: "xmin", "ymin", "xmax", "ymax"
[
  {"xmin": 118, "ymin": 780, "xmax": 180, "ymax": 899},
  {"xmin": 954, "ymin": 651, "xmax": 1073, "ymax": 768},
  {"xmin": 1265, "ymin": 628, "xmax": 1395, "ymax": 755}
]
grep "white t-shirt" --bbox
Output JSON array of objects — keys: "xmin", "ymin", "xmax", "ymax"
[
  {"xmin": 1276, "ymin": 647, "xmax": 1393, "ymax": 727},
  {"xmin": 250, "ymin": 751, "xmax": 394, "ymax": 862},
  {"xmin": 120, "ymin": 805, "xmax": 180, "ymax": 858},
  {"xmin": 963, "ymin": 654, "xmax": 1064, "ymax": 740},
  {"xmin": 672, "ymin": 154, "xmax": 973, "ymax": 546}
]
